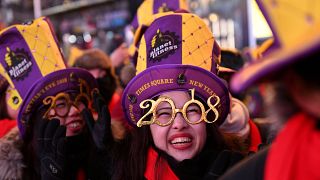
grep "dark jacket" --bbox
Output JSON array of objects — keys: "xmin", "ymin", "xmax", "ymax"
[{"xmin": 219, "ymin": 146, "xmax": 269, "ymax": 180}]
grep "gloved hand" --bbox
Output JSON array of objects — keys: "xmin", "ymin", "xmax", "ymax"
[
  {"xmin": 37, "ymin": 118, "xmax": 67, "ymax": 180},
  {"xmin": 82, "ymin": 89, "xmax": 112, "ymax": 151}
]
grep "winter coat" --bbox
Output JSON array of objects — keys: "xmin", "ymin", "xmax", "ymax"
[
  {"xmin": 220, "ymin": 112, "xmax": 320, "ymax": 180},
  {"xmin": 0, "ymin": 127, "xmax": 25, "ymax": 180}
]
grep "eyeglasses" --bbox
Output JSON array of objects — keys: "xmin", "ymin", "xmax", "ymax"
[
  {"xmin": 137, "ymin": 89, "xmax": 220, "ymax": 127},
  {"xmin": 43, "ymin": 92, "xmax": 91, "ymax": 118}
]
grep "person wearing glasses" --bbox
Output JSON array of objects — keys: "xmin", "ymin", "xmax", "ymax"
[
  {"xmin": 110, "ymin": 12, "xmax": 243, "ymax": 180},
  {"xmin": 0, "ymin": 75, "xmax": 19, "ymax": 138},
  {"xmin": 0, "ymin": 18, "xmax": 111, "ymax": 180}
]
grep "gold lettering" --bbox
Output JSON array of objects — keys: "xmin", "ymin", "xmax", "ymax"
[
  {"xmin": 57, "ymin": 78, "xmax": 67, "ymax": 85},
  {"xmin": 136, "ymin": 83, "xmax": 151, "ymax": 96},
  {"xmin": 189, "ymin": 80, "xmax": 204, "ymax": 88},
  {"xmin": 151, "ymin": 80, "xmax": 156, "ymax": 86},
  {"xmin": 189, "ymin": 80, "xmax": 195, "ymax": 85},
  {"xmin": 129, "ymin": 104, "xmax": 136, "ymax": 122},
  {"xmin": 204, "ymin": 85, "xmax": 214, "ymax": 96},
  {"xmin": 150, "ymin": 78, "xmax": 174, "ymax": 86}
]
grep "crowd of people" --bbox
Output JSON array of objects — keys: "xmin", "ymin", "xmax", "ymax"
[{"xmin": 0, "ymin": 0, "xmax": 318, "ymax": 179}]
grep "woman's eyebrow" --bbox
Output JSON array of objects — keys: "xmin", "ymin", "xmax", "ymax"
[{"xmin": 156, "ymin": 106, "xmax": 172, "ymax": 111}]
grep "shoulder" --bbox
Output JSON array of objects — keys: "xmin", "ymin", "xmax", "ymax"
[
  {"xmin": 219, "ymin": 146, "xmax": 269, "ymax": 180},
  {"xmin": 0, "ymin": 127, "xmax": 25, "ymax": 180}
]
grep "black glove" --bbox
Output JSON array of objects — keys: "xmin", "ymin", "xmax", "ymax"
[
  {"xmin": 203, "ymin": 150, "xmax": 243, "ymax": 180},
  {"xmin": 82, "ymin": 90, "xmax": 112, "ymax": 151},
  {"xmin": 37, "ymin": 118, "xmax": 67, "ymax": 180}
]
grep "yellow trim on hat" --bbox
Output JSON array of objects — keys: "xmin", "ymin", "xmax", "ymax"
[
  {"xmin": 136, "ymin": 35, "xmax": 147, "ymax": 74},
  {"xmin": 15, "ymin": 18, "xmax": 66, "ymax": 76},
  {"xmin": 181, "ymin": 14, "xmax": 214, "ymax": 71}
]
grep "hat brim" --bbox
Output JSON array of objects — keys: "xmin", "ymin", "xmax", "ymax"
[
  {"xmin": 122, "ymin": 64, "xmax": 230, "ymax": 127},
  {"xmin": 230, "ymin": 35, "xmax": 320, "ymax": 94},
  {"xmin": 17, "ymin": 68, "xmax": 97, "ymax": 137}
]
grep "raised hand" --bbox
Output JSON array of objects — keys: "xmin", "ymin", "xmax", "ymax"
[
  {"xmin": 37, "ymin": 119, "xmax": 66, "ymax": 180},
  {"xmin": 82, "ymin": 90, "xmax": 112, "ymax": 151}
]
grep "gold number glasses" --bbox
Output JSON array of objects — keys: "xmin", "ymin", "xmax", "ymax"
[
  {"xmin": 137, "ymin": 89, "xmax": 220, "ymax": 127},
  {"xmin": 42, "ymin": 92, "xmax": 91, "ymax": 118}
]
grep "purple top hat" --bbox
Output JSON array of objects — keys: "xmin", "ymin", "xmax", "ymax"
[
  {"xmin": 0, "ymin": 17, "xmax": 97, "ymax": 138},
  {"xmin": 230, "ymin": 0, "xmax": 320, "ymax": 93},
  {"xmin": 123, "ymin": 12, "xmax": 230, "ymax": 127}
]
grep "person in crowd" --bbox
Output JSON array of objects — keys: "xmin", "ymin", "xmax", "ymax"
[
  {"xmin": 110, "ymin": 42, "xmax": 130, "ymax": 69},
  {"xmin": 218, "ymin": 48, "xmax": 244, "ymax": 86},
  {"xmin": 111, "ymin": 12, "xmax": 243, "ymax": 180},
  {"xmin": 73, "ymin": 48, "xmax": 118, "ymax": 106},
  {"xmin": 219, "ymin": 96, "xmax": 262, "ymax": 155},
  {"xmin": 73, "ymin": 48, "xmax": 131, "ymax": 140},
  {"xmin": 218, "ymin": 49, "xmax": 263, "ymax": 155},
  {"xmin": 220, "ymin": 0, "xmax": 320, "ymax": 179},
  {"xmin": 0, "ymin": 75, "xmax": 19, "ymax": 137},
  {"xmin": 0, "ymin": 17, "xmax": 112, "ymax": 180},
  {"xmin": 0, "ymin": 77, "xmax": 23, "ymax": 180}
]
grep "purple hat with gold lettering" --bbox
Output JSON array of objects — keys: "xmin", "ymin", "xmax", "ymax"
[
  {"xmin": 122, "ymin": 12, "xmax": 230, "ymax": 127},
  {"xmin": 0, "ymin": 17, "xmax": 97, "ymax": 138}
]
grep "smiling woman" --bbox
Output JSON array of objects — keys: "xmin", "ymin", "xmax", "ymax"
[
  {"xmin": 111, "ymin": 11, "xmax": 243, "ymax": 180},
  {"xmin": 0, "ymin": 17, "xmax": 113, "ymax": 180},
  {"xmin": 149, "ymin": 91, "xmax": 207, "ymax": 162}
]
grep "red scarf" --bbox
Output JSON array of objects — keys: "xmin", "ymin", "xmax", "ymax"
[
  {"xmin": 144, "ymin": 147, "xmax": 179, "ymax": 180},
  {"xmin": 0, "ymin": 119, "xmax": 17, "ymax": 138},
  {"xmin": 265, "ymin": 112, "xmax": 320, "ymax": 180},
  {"xmin": 248, "ymin": 120, "xmax": 262, "ymax": 152}
]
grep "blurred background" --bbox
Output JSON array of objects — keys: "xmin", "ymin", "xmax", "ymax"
[{"xmin": 0, "ymin": 0, "xmax": 272, "ymax": 54}]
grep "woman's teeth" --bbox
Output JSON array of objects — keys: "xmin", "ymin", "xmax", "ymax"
[
  {"xmin": 69, "ymin": 122, "xmax": 81, "ymax": 128},
  {"xmin": 171, "ymin": 137, "xmax": 191, "ymax": 144}
]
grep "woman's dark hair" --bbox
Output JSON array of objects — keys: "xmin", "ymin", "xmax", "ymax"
[
  {"xmin": 0, "ymin": 91, "xmax": 10, "ymax": 119},
  {"xmin": 112, "ymin": 126, "xmax": 152, "ymax": 180}
]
